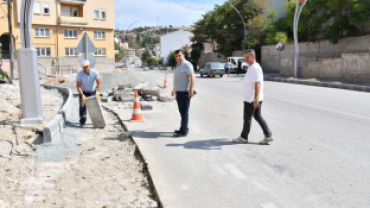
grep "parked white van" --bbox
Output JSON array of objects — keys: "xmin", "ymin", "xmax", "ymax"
[{"xmin": 227, "ymin": 57, "xmax": 248, "ymax": 74}]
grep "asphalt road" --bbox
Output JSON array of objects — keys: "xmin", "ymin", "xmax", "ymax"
[{"xmin": 124, "ymin": 68, "xmax": 370, "ymax": 208}]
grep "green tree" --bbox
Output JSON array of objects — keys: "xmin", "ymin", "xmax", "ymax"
[
  {"xmin": 191, "ymin": 0, "xmax": 272, "ymax": 57},
  {"xmin": 141, "ymin": 49, "xmax": 153, "ymax": 65}
]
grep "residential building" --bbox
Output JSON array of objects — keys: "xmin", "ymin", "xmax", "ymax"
[
  {"xmin": 160, "ymin": 30, "xmax": 193, "ymax": 62},
  {"xmin": 0, "ymin": 0, "xmax": 115, "ymax": 74}
]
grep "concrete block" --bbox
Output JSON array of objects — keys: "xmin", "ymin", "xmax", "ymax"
[
  {"xmin": 141, "ymin": 102, "xmax": 153, "ymax": 111},
  {"xmin": 86, "ymin": 96, "xmax": 107, "ymax": 128},
  {"xmin": 54, "ymin": 114, "xmax": 65, "ymax": 132},
  {"xmin": 43, "ymin": 119, "xmax": 60, "ymax": 143},
  {"xmin": 134, "ymin": 82, "xmax": 148, "ymax": 90},
  {"xmin": 140, "ymin": 87, "xmax": 161, "ymax": 96}
]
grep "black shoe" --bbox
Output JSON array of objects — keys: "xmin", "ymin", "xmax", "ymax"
[
  {"xmin": 173, "ymin": 132, "xmax": 188, "ymax": 137},
  {"xmin": 174, "ymin": 130, "xmax": 181, "ymax": 134}
]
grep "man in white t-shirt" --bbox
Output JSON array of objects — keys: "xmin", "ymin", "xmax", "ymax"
[{"xmin": 232, "ymin": 49, "xmax": 273, "ymax": 144}]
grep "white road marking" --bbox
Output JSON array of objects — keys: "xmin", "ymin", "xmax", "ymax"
[
  {"xmin": 261, "ymin": 202, "xmax": 279, "ymax": 208},
  {"xmin": 252, "ymin": 180, "xmax": 269, "ymax": 192},
  {"xmin": 223, "ymin": 164, "xmax": 246, "ymax": 179},
  {"xmin": 213, "ymin": 164, "xmax": 227, "ymax": 176},
  {"xmin": 304, "ymin": 194, "xmax": 332, "ymax": 201},
  {"xmin": 267, "ymin": 95, "xmax": 370, "ymax": 121}
]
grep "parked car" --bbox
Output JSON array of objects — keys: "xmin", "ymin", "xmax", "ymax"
[
  {"xmin": 200, "ymin": 62, "xmax": 225, "ymax": 77},
  {"xmin": 227, "ymin": 57, "xmax": 248, "ymax": 74}
]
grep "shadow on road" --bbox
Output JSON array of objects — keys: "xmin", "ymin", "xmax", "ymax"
[
  {"xmin": 131, "ymin": 131, "xmax": 174, "ymax": 139},
  {"xmin": 166, "ymin": 139, "xmax": 261, "ymax": 150}
]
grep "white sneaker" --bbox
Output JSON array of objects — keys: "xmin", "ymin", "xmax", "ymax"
[
  {"xmin": 232, "ymin": 137, "xmax": 248, "ymax": 144},
  {"xmin": 259, "ymin": 137, "xmax": 274, "ymax": 144}
]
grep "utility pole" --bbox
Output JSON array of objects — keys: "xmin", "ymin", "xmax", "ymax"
[
  {"xmin": 7, "ymin": 0, "xmax": 14, "ymax": 80},
  {"xmin": 293, "ymin": 0, "xmax": 308, "ymax": 78}
]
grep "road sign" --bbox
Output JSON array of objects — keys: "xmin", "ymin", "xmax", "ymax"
[
  {"xmin": 77, "ymin": 33, "xmax": 97, "ymax": 68},
  {"xmin": 276, "ymin": 42, "xmax": 285, "ymax": 52}
]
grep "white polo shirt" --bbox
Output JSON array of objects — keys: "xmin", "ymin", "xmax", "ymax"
[{"xmin": 242, "ymin": 62, "xmax": 264, "ymax": 103}]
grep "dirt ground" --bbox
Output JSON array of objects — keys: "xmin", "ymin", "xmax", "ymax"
[{"xmin": 0, "ymin": 79, "xmax": 159, "ymax": 207}]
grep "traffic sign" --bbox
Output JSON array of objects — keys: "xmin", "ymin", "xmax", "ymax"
[{"xmin": 77, "ymin": 33, "xmax": 97, "ymax": 68}]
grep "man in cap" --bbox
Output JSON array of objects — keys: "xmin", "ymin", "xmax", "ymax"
[{"xmin": 76, "ymin": 60, "xmax": 101, "ymax": 127}]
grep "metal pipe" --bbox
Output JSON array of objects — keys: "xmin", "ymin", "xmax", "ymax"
[
  {"xmin": 25, "ymin": 0, "xmax": 34, "ymax": 48},
  {"xmin": 293, "ymin": 0, "xmax": 308, "ymax": 78},
  {"xmin": 20, "ymin": 0, "xmax": 27, "ymax": 48}
]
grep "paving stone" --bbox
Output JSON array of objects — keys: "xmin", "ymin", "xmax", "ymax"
[{"xmin": 85, "ymin": 96, "xmax": 107, "ymax": 128}]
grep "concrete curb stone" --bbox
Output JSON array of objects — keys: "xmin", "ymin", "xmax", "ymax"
[
  {"xmin": 265, "ymin": 77, "xmax": 370, "ymax": 93},
  {"xmin": 41, "ymin": 86, "xmax": 73, "ymax": 144}
]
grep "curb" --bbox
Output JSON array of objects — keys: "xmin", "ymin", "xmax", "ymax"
[
  {"xmin": 42, "ymin": 86, "xmax": 73, "ymax": 144},
  {"xmin": 265, "ymin": 77, "xmax": 370, "ymax": 93}
]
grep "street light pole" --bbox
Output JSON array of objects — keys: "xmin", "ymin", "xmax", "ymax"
[
  {"xmin": 18, "ymin": 0, "xmax": 43, "ymax": 124},
  {"xmin": 7, "ymin": 0, "xmax": 14, "ymax": 80},
  {"xmin": 293, "ymin": 0, "xmax": 307, "ymax": 78},
  {"xmin": 124, "ymin": 20, "xmax": 138, "ymax": 68},
  {"xmin": 229, "ymin": 4, "xmax": 246, "ymax": 52}
]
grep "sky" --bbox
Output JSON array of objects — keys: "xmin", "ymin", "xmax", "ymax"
[{"xmin": 115, "ymin": 0, "xmax": 226, "ymax": 30}]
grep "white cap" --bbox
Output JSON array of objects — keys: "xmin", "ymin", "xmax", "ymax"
[{"xmin": 82, "ymin": 60, "xmax": 90, "ymax": 67}]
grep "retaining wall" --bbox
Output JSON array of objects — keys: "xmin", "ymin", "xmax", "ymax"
[{"xmin": 261, "ymin": 34, "xmax": 370, "ymax": 84}]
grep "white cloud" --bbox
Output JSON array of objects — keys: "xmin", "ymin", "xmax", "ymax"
[{"xmin": 115, "ymin": 0, "xmax": 216, "ymax": 30}]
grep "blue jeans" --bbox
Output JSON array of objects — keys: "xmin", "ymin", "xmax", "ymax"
[
  {"xmin": 79, "ymin": 91, "xmax": 96, "ymax": 125},
  {"xmin": 226, "ymin": 67, "xmax": 230, "ymax": 76},
  {"xmin": 176, "ymin": 92, "xmax": 191, "ymax": 133}
]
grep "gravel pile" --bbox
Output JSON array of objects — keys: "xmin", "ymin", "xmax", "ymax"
[{"xmin": 61, "ymin": 70, "xmax": 162, "ymax": 94}]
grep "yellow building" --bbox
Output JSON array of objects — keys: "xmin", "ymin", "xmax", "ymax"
[{"xmin": 0, "ymin": 0, "xmax": 115, "ymax": 74}]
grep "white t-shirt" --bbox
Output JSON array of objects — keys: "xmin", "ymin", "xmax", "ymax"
[{"xmin": 242, "ymin": 62, "xmax": 264, "ymax": 103}]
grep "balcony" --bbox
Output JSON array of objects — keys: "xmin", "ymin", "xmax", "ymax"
[
  {"xmin": 58, "ymin": 16, "xmax": 88, "ymax": 26},
  {"xmin": 59, "ymin": 0, "xmax": 86, "ymax": 5}
]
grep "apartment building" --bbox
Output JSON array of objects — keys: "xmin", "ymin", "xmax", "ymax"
[{"xmin": 0, "ymin": 0, "xmax": 115, "ymax": 74}]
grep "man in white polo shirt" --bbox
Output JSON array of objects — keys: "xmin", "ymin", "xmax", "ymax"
[
  {"xmin": 233, "ymin": 49, "xmax": 273, "ymax": 144},
  {"xmin": 76, "ymin": 60, "xmax": 102, "ymax": 127}
]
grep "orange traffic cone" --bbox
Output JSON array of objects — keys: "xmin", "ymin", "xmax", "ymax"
[
  {"xmin": 131, "ymin": 91, "xmax": 144, "ymax": 122},
  {"xmin": 164, "ymin": 72, "xmax": 169, "ymax": 89}
]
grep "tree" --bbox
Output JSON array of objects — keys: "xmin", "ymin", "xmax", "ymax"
[
  {"xmin": 141, "ymin": 49, "xmax": 153, "ymax": 65},
  {"xmin": 283, "ymin": 0, "xmax": 370, "ymax": 44},
  {"xmin": 191, "ymin": 0, "xmax": 273, "ymax": 57}
]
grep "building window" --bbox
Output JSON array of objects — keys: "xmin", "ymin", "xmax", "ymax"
[
  {"xmin": 94, "ymin": 10, "xmax": 99, "ymax": 19},
  {"xmin": 1, "ymin": 0, "xmax": 7, "ymax": 3},
  {"xmin": 72, "ymin": 8, "xmax": 78, "ymax": 17},
  {"xmin": 43, "ymin": 3, "xmax": 50, "ymax": 14},
  {"xmin": 65, "ymin": 48, "xmax": 77, "ymax": 56},
  {"xmin": 33, "ymin": 2, "xmax": 41, "ymax": 14},
  {"xmin": 36, "ymin": 48, "xmax": 51, "ymax": 57},
  {"xmin": 101, "ymin": 10, "xmax": 106, "ymax": 20},
  {"xmin": 95, "ymin": 48, "xmax": 106, "ymax": 56},
  {"xmin": 35, "ymin": 28, "xmax": 50, "ymax": 37},
  {"xmin": 94, "ymin": 31, "xmax": 105, "ymax": 39},
  {"xmin": 64, "ymin": 30, "xmax": 78, "ymax": 38}
]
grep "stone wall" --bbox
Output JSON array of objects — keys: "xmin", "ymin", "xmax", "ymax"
[{"xmin": 261, "ymin": 34, "xmax": 370, "ymax": 84}]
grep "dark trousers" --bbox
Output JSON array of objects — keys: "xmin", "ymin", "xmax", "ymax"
[
  {"xmin": 79, "ymin": 91, "xmax": 96, "ymax": 125},
  {"xmin": 241, "ymin": 101, "xmax": 272, "ymax": 140},
  {"xmin": 176, "ymin": 92, "xmax": 191, "ymax": 133}
]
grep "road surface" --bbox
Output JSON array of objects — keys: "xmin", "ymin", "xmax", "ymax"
[{"xmin": 123, "ymin": 68, "xmax": 370, "ymax": 208}]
